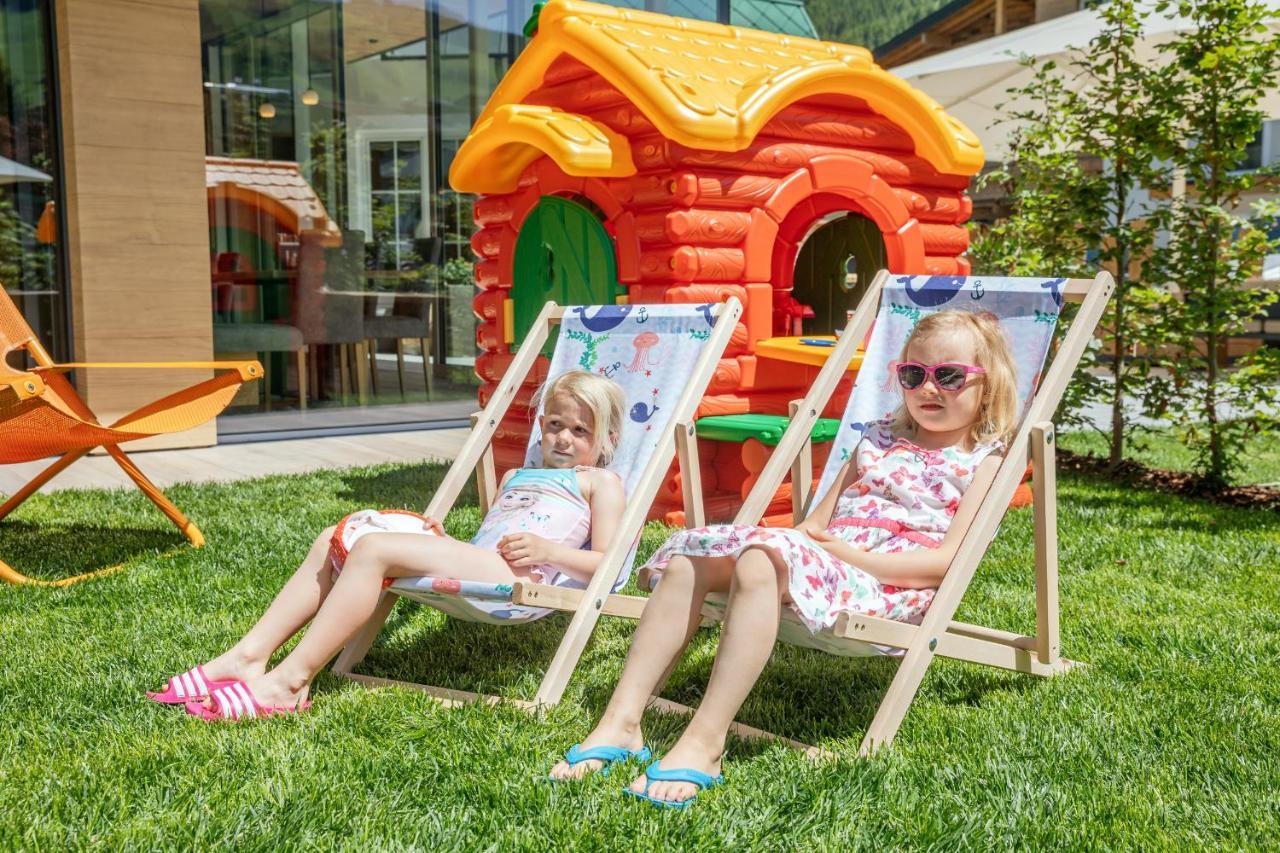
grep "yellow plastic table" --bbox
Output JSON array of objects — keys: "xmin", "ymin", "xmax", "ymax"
[{"xmin": 754, "ymin": 336, "xmax": 864, "ymax": 370}]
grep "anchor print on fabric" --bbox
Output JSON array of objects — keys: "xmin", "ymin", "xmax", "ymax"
[
  {"xmin": 571, "ymin": 305, "xmax": 633, "ymax": 333},
  {"xmin": 566, "ymin": 329, "xmax": 610, "ymax": 371}
]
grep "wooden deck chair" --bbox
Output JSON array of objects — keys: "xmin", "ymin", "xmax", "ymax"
[
  {"xmin": 0, "ymin": 288, "xmax": 262, "ymax": 586},
  {"xmin": 637, "ymin": 270, "xmax": 1116, "ymax": 755},
  {"xmin": 332, "ymin": 298, "xmax": 743, "ymax": 708}
]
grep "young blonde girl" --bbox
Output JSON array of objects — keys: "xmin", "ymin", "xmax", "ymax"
[
  {"xmin": 149, "ymin": 370, "xmax": 627, "ymax": 721},
  {"xmin": 550, "ymin": 311, "xmax": 1019, "ymax": 807}
]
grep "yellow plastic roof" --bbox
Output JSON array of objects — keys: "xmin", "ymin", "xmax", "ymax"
[
  {"xmin": 449, "ymin": 104, "xmax": 636, "ymax": 195},
  {"xmin": 449, "ymin": 0, "xmax": 983, "ymax": 194}
]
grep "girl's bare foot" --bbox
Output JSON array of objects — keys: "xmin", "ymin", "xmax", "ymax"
[
  {"xmin": 627, "ymin": 729, "xmax": 722, "ymax": 805},
  {"xmin": 548, "ymin": 718, "xmax": 646, "ymax": 780},
  {"xmin": 152, "ymin": 647, "xmax": 267, "ymax": 696},
  {"xmin": 198, "ymin": 667, "xmax": 309, "ymax": 713}
]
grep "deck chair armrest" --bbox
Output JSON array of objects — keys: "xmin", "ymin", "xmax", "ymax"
[
  {"xmin": 38, "ymin": 360, "xmax": 263, "ymax": 382},
  {"xmin": 0, "ymin": 371, "xmax": 45, "ymax": 399}
]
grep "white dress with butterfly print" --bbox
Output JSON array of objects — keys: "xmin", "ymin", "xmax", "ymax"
[{"xmin": 641, "ymin": 420, "xmax": 1004, "ymax": 631}]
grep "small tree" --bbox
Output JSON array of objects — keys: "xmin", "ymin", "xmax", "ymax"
[
  {"xmin": 1148, "ymin": 0, "xmax": 1280, "ymax": 485},
  {"xmin": 972, "ymin": 0, "xmax": 1174, "ymax": 457}
]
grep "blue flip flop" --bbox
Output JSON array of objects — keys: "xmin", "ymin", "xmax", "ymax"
[
  {"xmin": 622, "ymin": 760, "xmax": 724, "ymax": 810},
  {"xmin": 550, "ymin": 743, "xmax": 652, "ymax": 780}
]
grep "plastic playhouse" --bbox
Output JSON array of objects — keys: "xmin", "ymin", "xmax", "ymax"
[{"xmin": 447, "ymin": 0, "xmax": 983, "ymax": 523}]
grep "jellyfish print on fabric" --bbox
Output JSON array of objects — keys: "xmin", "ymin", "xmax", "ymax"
[{"xmin": 628, "ymin": 331, "xmax": 660, "ymax": 372}]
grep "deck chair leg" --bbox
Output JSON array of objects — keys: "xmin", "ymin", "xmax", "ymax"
[
  {"xmin": 366, "ymin": 339, "xmax": 380, "ymax": 397},
  {"xmin": 1031, "ymin": 422, "xmax": 1061, "ymax": 666},
  {"xmin": 395, "ymin": 338, "xmax": 407, "ymax": 399},
  {"xmin": 262, "ymin": 359, "xmax": 271, "ymax": 412},
  {"xmin": 338, "ymin": 344, "xmax": 350, "ymax": 403},
  {"xmin": 859, "ymin": 640, "xmax": 938, "ymax": 756},
  {"xmin": 333, "ymin": 589, "xmax": 399, "ymax": 674},
  {"xmin": 420, "ymin": 337, "xmax": 433, "ymax": 398},
  {"xmin": 0, "ymin": 448, "xmax": 90, "ymax": 520},
  {"xmin": 104, "ymin": 446, "xmax": 205, "ymax": 548},
  {"xmin": 296, "ymin": 347, "xmax": 308, "ymax": 411}
]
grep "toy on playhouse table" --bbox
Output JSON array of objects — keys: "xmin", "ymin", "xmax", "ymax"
[{"xmin": 448, "ymin": 0, "xmax": 984, "ymax": 523}]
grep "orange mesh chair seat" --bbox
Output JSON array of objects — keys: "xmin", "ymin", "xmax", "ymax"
[{"xmin": 0, "ymin": 288, "xmax": 261, "ymax": 586}]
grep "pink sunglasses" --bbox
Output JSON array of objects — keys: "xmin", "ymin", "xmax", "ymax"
[{"xmin": 892, "ymin": 361, "xmax": 986, "ymax": 392}]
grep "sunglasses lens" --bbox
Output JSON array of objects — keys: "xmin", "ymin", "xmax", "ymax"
[
  {"xmin": 934, "ymin": 366, "xmax": 966, "ymax": 390},
  {"xmin": 897, "ymin": 364, "xmax": 926, "ymax": 389}
]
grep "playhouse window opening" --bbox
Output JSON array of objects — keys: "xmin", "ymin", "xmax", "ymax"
[{"xmin": 789, "ymin": 210, "xmax": 886, "ymax": 336}]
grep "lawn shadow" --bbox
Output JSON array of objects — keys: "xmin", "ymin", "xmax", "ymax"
[
  {"xmin": 0, "ymin": 521, "xmax": 182, "ymax": 583},
  {"xmin": 342, "ymin": 601, "xmax": 573, "ymax": 698},
  {"xmin": 649, "ymin": 633, "xmax": 1039, "ymax": 752},
  {"xmin": 334, "ymin": 462, "xmax": 472, "ymax": 514},
  {"xmin": 1062, "ymin": 472, "xmax": 1280, "ymax": 533}
]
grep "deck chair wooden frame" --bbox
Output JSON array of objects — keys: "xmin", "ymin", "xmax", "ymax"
[
  {"xmin": 332, "ymin": 297, "xmax": 743, "ymax": 709},
  {"xmin": 0, "ymin": 289, "xmax": 262, "ymax": 586},
  {"xmin": 499, "ymin": 269, "xmax": 1116, "ymax": 755}
]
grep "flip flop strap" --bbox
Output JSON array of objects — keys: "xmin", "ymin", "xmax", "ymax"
[
  {"xmin": 565, "ymin": 743, "xmax": 641, "ymax": 766},
  {"xmin": 169, "ymin": 666, "xmax": 209, "ymax": 699},
  {"xmin": 211, "ymin": 682, "xmax": 259, "ymax": 720},
  {"xmin": 643, "ymin": 760, "xmax": 721, "ymax": 791}
]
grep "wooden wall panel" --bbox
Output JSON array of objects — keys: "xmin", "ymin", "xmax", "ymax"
[{"xmin": 56, "ymin": 0, "xmax": 216, "ymax": 449}]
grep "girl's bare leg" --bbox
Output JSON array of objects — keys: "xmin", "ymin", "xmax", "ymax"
[
  {"xmin": 628, "ymin": 546, "xmax": 786, "ymax": 804},
  {"xmin": 549, "ymin": 554, "xmax": 734, "ymax": 780},
  {"xmin": 166, "ymin": 526, "xmax": 338, "ymax": 689},
  {"xmin": 216, "ymin": 532, "xmax": 517, "ymax": 709}
]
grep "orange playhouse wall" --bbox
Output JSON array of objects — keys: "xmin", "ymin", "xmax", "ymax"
[{"xmin": 469, "ymin": 62, "xmax": 973, "ymax": 518}]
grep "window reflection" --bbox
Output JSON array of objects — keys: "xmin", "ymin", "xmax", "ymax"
[{"xmin": 0, "ymin": 0, "xmax": 66, "ymax": 365}]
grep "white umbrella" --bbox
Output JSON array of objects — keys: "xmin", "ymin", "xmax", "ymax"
[
  {"xmin": 893, "ymin": 0, "xmax": 1280, "ymax": 162},
  {"xmin": 0, "ymin": 155, "xmax": 52, "ymax": 185}
]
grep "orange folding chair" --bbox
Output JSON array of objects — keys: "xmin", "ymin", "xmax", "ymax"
[{"xmin": 0, "ymin": 289, "xmax": 261, "ymax": 586}]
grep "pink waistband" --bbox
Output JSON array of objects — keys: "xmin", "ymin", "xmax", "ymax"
[{"xmin": 827, "ymin": 516, "xmax": 941, "ymax": 550}]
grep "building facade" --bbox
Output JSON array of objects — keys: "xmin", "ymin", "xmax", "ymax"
[{"xmin": 0, "ymin": 0, "xmax": 820, "ymax": 448}]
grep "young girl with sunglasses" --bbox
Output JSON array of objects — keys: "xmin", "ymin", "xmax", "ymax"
[{"xmin": 549, "ymin": 310, "xmax": 1019, "ymax": 807}]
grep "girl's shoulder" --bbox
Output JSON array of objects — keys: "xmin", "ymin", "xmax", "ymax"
[{"xmin": 574, "ymin": 466, "xmax": 624, "ymax": 498}]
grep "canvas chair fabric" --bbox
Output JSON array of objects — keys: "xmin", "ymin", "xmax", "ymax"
[
  {"xmin": 814, "ymin": 274, "xmax": 1064, "ymax": 502},
  {"xmin": 389, "ymin": 303, "xmax": 725, "ymax": 624}
]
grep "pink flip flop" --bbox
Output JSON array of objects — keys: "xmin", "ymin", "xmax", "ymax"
[
  {"xmin": 186, "ymin": 680, "xmax": 312, "ymax": 722},
  {"xmin": 146, "ymin": 665, "xmax": 236, "ymax": 705}
]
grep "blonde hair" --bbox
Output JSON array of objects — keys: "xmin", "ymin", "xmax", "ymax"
[
  {"xmin": 892, "ymin": 310, "xmax": 1019, "ymax": 446},
  {"xmin": 533, "ymin": 369, "xmax": 626, "ymax": 466}
]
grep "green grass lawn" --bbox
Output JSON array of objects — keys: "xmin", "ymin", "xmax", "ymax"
[
  {"xmin": 2, "ymin": 462, "xmax": 1278, "ymax": 848},
  {"xmin": 1059, "ymin": 425, "xmax": 1280, "ymax": 486}
]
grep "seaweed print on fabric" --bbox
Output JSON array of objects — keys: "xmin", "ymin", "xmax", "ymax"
[{"xmin": 566, "ymin": 329, "xmax": 609, "ymax": 370}]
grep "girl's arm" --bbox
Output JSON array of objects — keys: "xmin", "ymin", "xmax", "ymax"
[
  {"xmin": 794, "ymin": 459, "xmax": 857, "ymax": 537},
  {"xmin": 498, "ymin": 469, "xmax": 626, "ymax": 584},
  {"xmin": 810, "ymin": 452, "xmax": 1004, "ymax": 588}
]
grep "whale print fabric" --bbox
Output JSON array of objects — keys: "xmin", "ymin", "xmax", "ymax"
[
  {"xmin": 813, "ymin": 276, "xmax": 1063, "ymax": 502},
  {"xmin": 525, "ymin": 303, "xmax": 721, "ymax": 505}
]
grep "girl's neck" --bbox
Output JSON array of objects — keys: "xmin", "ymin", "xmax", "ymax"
[{"xmin": 905, "ymin": 421, "xmax": 976, "ymax": 452}]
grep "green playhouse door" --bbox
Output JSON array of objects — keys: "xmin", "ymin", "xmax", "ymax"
[{"xmin": 512, "ymin": 196, "xmax": 622, "ymax": 352}]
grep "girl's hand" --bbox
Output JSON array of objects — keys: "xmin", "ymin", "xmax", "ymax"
[
  {"xmin": 804, "ymin": 527, "xmax": 860, "ymax": 562},
  {"xmin": 498, "ymin": 533, "xmax": 557, "ymax": 568},
  {"xmin": 794, "ymin": 519, "xmax": 826, "ymax": 540},
  {"xmin": 422, "ymin": 516, "xmax": 446, "ymax": 537}
]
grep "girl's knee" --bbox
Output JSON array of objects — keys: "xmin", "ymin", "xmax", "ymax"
[{"xmin": 734, "ymin": 548, "xmax": 785, "ymax": 586}]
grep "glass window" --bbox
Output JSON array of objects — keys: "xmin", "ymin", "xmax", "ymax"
[{"xmin": 0, "ymin": 0, "xmax": 67, "ymax": 364}]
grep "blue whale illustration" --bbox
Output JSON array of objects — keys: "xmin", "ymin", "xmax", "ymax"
[
  {"xmin": 697, "ymin": 303, "xmax": 715, "ymax": 327},
  {"xmin": 900, "ymin": 275, "xmax": 965, "ymax": 307},
  {"xmin": 630, "ymin": 402, "xmax": 660, "ymax": 423},
  {"xmin": 1040, "ymin": 277, "xmax": 1067, "ymax": 308},
  {"xmin": 572, "ymin": 305, "xmax": 632, "ymax": 333}
]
